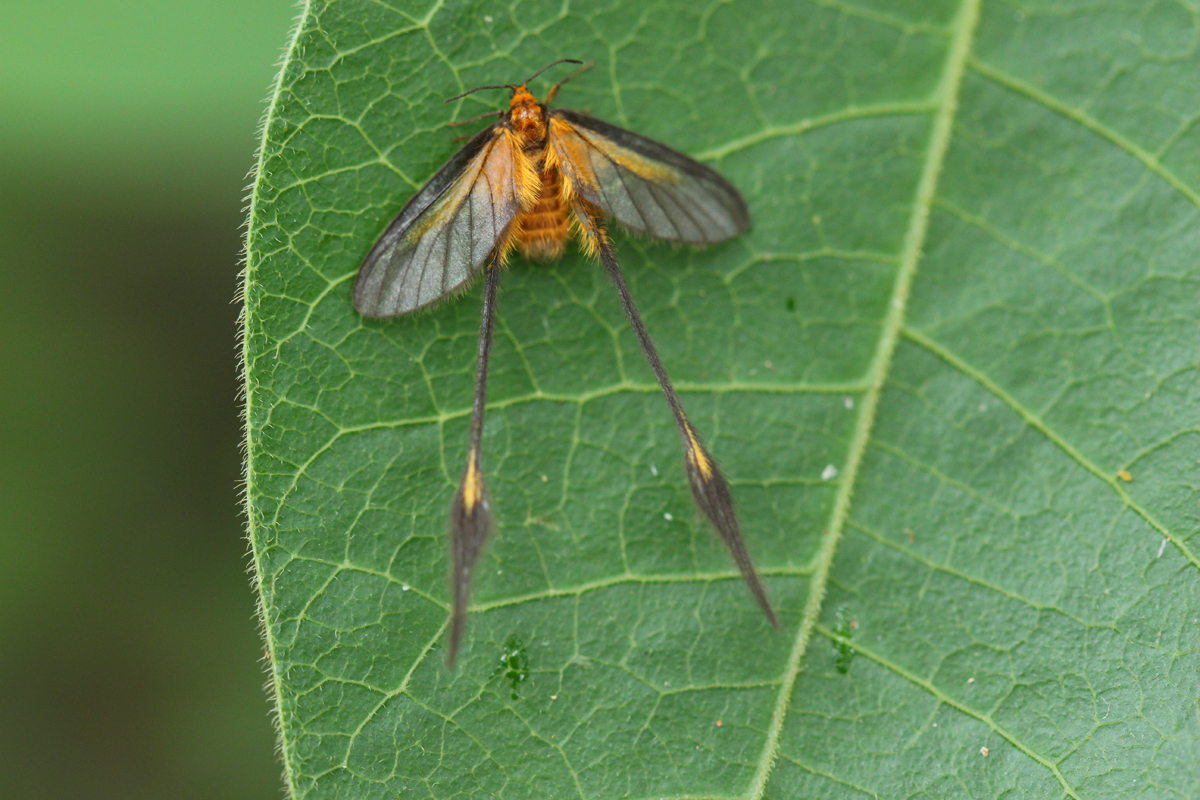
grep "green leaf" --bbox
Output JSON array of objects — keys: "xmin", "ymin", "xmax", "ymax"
[{"xmin": 243, "ymin": 1, "xmax": 1200, "ymax": 797}]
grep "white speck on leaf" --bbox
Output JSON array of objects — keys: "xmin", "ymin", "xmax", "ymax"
[
  {"xmin": 822, "ymin": 464, "xmax": 839, "ymax": 481},
  {"xmin": 664, "ymin": 512, "xmax": 673, "ymax": 521},
  {"xmin": 1157, "ymin": 538, "xmax": 1167, "ymax": 558},
  {"xmin": 843, "ymin": 397, "xmax": 854, "ymax": 409}
]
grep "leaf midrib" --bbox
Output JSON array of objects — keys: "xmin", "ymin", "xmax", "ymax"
[{"xmin": 741, "ymin": 0, "xmax": 983, "ymax": 797}]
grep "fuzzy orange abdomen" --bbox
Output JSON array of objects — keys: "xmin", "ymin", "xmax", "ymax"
[{"xmin": 515, "ymin": 164, "xmax": 569, "ymax": 261}]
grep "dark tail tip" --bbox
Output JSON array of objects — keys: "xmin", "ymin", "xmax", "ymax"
[
  {"xmin": 445, "ymin": 469, "xmax": 495, "ymax": 670},
  {"xmin": 446, "ymin": 608, "xmax": 466, "ymax": 670},
  {"xmin": 761, "ymin": 592, "xmax": 781, "ymax": 630},
  {"xmin": 683, "ymin": 443, "xmax": 779, "ymax": 629}
]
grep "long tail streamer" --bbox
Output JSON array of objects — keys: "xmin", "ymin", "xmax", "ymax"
[
  {"xmin": 576, "ymin": 205, "xmax": 778, "ymax": 629},
  {"xmin": 447, "ymin": 252, "xmax": 504, "ymax": 668}
]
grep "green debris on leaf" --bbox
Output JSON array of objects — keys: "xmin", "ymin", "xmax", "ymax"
[
  {"xmin": 242, "ymin": 1, "xmax": 1200, "ymax": 798},
  {"xmin": 830, "ymin": 608, "xmax": 857, "ymax": 676},
  {"xmin": 490, "ymin": 635, "xmax": 531, "ymax": 700}
]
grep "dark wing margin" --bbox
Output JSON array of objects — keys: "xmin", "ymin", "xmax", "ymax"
[
  {"xmin": 548, "ymin": 109, "xmax": 749, "ymax": 244},
  {"xmin": 353, "ymin": 124, "xmax": 526, "ymax": 317}
]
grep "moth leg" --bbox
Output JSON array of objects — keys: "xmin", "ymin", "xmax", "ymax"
[
  {"xmin": 447, "ymin": 250, "xmax": 504, "ymax": 668},
  {"xmin": 574, "ymin": 204, "xmax": 779, "ymax": 629}
]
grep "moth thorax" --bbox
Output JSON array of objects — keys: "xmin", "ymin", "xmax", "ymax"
[{"xmin": 508, "ymin": 86, "xmax": 546, "ymax": 142}]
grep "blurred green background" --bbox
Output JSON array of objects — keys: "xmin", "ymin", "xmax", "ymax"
[{"xmin": 0, "ymin": 2, "xmax": 297, "ymax": 797}]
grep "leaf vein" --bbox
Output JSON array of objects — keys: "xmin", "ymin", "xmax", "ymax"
[
  {"xmin": 815, "ymin": 624, "xmax": 1084, "ymax": 800},
  {"xmin": 901, "ymin": 325, "xmax": 1200, "ymax": 572},
  {"xmin": 969, "ymin": 58, "xmax": 1200, "ymax": 210}
]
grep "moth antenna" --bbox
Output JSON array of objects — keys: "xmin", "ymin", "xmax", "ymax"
[
  {"xmin": 446, "ymin": 252, "xmax": 504, "ymax": 669},
  {"xmin": 444, "ymin": 60, "xmax": 585, "ymax": 104},
  {"xmin": 445, "ymin": 84, "xmax": 518, "ymax": 103},
  {"xmin": 522, "ymin": 58, "xmax": 584, "ymax": 86}
]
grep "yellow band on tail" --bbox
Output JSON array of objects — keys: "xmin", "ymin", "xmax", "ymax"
[
  {"xmin": 462, "ymin": 452, "xmax": 482, "ymax": 512},
  {"xmin": 684, "ymin": 425, "xmax": 713, "ymax": 479}
]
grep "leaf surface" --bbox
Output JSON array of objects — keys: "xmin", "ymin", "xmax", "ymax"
[{"xmin": 243, "ymin": 1, "xmax": 1200, "ymax": 797}]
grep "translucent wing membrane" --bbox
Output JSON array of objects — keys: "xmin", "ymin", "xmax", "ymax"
[
  {"xmin": 549, "ymin": 109, "xmax": 749, "ymax": 244},
  {"xmin": 353, "ymin": 125, "xmax": 530, "ymax": 316}
]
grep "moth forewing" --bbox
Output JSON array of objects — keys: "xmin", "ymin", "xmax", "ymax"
[
  {"xmin": 547, "ymin": 109, "xmax": 750, "ymax": 243},
  {"xmin": 353, "ymin": 126, "xmax": 532, "ymax": 317}
]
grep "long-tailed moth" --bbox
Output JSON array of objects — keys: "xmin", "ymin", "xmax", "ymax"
[{"xmin": 354, "ymin": 60, "xmax": 777, "ymax": 667}]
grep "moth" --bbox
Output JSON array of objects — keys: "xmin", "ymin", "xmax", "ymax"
[{"xmin": 354, "ymin": 60, "xmax": 778, "ymax": 667}]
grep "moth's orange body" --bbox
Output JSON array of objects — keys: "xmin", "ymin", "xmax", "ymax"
[{"xmin": 508, "ymin": 85, "xmax": 570, "ymax": 261}]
